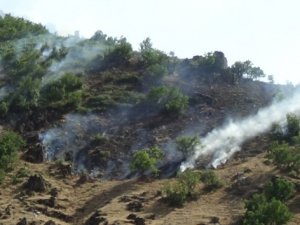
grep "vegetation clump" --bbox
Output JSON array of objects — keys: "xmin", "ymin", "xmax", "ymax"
[
  {"xmin": 176, "ymin": 135, "xmax": 200, "ymax": 159},
  {"xmin": 147, "ymin": 86, "xmax": 189, "ymax": 115},
  {"xmin": 243, "ymin": 177, "xmax": 294, "ymax": 225},
  {"xmin": 130, "ymin": 146, "xmax": 163, "ymax": 177}
]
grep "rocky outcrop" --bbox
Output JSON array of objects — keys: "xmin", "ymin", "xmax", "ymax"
[{"xmin": 23, "ymin": 174, "xmax": 48, "ymax": 193}]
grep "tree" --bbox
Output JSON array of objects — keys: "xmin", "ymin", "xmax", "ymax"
[
  {"xmin": 0, "ymin": 131, "xmax": 25, "ymax": 171},
  {"xmin": 264, "ymin": 177, "xmax": 295, "ymax": 202},
  {"xmin": 176, "ymin": 135, "xmax": 200, "ymax": 159},
  {"xmin": 130, "ymin": 146, "xmax": 163, "ymax": 176},
  {"xmin": 243, "ymin": 194, "xmax": 292, "ymax": 225},
  {"xmin": 230, "ymin": 60, "xmax": 265, "ymax": 82},
  {"xmin": 286, "ymin": 113, "xmax": 300, "ymax": 139},
  {"xmin": 147, "ymin": 86, "xmax": 189, "ymax": 115}
]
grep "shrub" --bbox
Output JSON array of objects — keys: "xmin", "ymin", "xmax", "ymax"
[
  {"xmin": 130, "ymin": 146, "xmax": 163, "ymax": 176},
  {"xmin": 147, "ymin": 86, "xmax": 189, "ymax": 115},
  {"xmin": 163, "ymin": 181, "xmax": 188, "ymax": 207},
  {"xmin": 286, "ymin": 113, "xmax": 300, "ymax": 140},
  {"xmin": 176, "ymin": 135, "xmax": 200, "ymax": 159},
  {"xmin": 200, "ymin": 170, "xmax": 223, "ymax": 190},
  {"xmin": 177, "ymin": 169, "xmax": 200, "ymax": 195},
  {"xmin": 267, "ymin": 142, "xmax": 300, "ymax": 173},
  {"xmin": 243, "ymin": 194, "xmax": 292, "ymax": 225},
  {"xmin": 264, "ymin": 177, "xmax": 295, "ymax": 202},
  {"xmin": 39, "ymin": 73, "xmax": 83, "ymax": 108},
  {"xmin": 0, "ymin": 131, "xmax": 25, "ymax": 171},
  {"xmin": 143, "ymin": 63, "xmax": 168, "ymax": 84}
]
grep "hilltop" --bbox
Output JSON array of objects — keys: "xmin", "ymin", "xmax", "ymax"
[{"xmin": 0, "ymin": 14, "xmax": 300, "ymax": 225}]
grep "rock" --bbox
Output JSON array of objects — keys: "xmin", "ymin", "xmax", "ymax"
[
  {"xmin": 119, "ymin": 195, "xmax": 132, "ymax": 203},
  {"xmin": 134, "ymin": 217, "xmax": 145, "ymax": 225},
  {"xmin": 48, "ymin": 196, "xmax": 57, "ymax": 208},
  {"xmin": 16, "ymin": 218, "xmax": 27, "ymax": 225},
  {"xmin": 4, "ymin": 205, "xmax": 12, "ymax": 216},
  {"xmin": 127, "ymin": 213, "xmax": 137, "ymax": 220},
  {"xmin": 211, "ymin": 216, "xmax": 220, "ymax": 224},
  {"xmin": 127, "ymin": 201, "xmax": 143, "ymax": 212},
  {"xmin": 50, "ymin": 188, "xmax": 59, "ymax": 198},
  {"xmin": 44, "ymin": 221, "xmax": 56, "ymax": 225},
  {"xmin": 85, "ymin": 210, "xmax": 108, "ymax": 225},
  {"xmin": 25, "ymin": 144, "xmax": 45, "ymax": 163},
  {"xmin": 145, "ymin": 213, "xmax": 155, "ymax": 220},
  {"xmin": 23, "ymin": 174, "xmax": 48, "ymax": 192}
]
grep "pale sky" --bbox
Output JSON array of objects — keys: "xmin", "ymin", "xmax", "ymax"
[{"xmin": 1, "ymin": 0, "xmax": 300, "ymax": 84}]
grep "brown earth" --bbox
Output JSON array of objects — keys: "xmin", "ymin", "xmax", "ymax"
[{"xmin": 1, "ymin": 151, "xmax": 300, "ymax": 225}]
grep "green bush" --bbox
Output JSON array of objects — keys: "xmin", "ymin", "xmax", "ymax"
[
  {"xmin": 143, "ymin": 63, "xmax": 168, "ymax": 84},
  {"xmin": 200, "ymin": 170, "xmax": 223, "ymax": 190},
  {"xmin": 177, "ymin": 169, "xmax": 200, "ymax": 195},
  {"xmin": 163, "ymin": 169, "xmax": 200, "ymax": 207},
  {"xmin": 264, "ymin": 178, "xmax": 295, "ymax": 202},
  {"xmin": 0, "ymin": 131, "xmax": 25, "ymax": 171},
  {"xmin": 39, "ymin": 73, "xmax": 83, "ymax": 108},
  {"xmin": 267, "ymin": 142, "xmax": 300, "ymax": 173},
  {"xmin": 243, "ymin": 194, "xmax": 292, "ymax": 225},
  {"xmin": 147, "ymin": 86, "xmax": 189, "ymax": 115},
  {"xmin": 130, "ymin": 146, "xmax": 163, "ymax": 176},
  {"xmin": 163, "ymin": 181, "xmax": 188, "ymax": 207},
  {"xmin": 286, "ymin": 113, "xmax": 300, "ymax": 140},
  {"xmin": 176, "ymin": 135, "xmax": 200, "ymax": 159}
]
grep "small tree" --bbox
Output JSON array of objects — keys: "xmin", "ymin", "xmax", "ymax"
[
  {"xmin": 130, "ymin": 146, "xmax": 163, "ymax": 176},
  {"xmin": 0, "ymin": 131, "xmax": 25, "ymax": 171},
  {"xmin": 286, "ymin": 113, "xmax": 300, "ymax": 140},
  {"xmin": 163, "ymin": 181, "xmax": 188, "ymax": 207},
  {"xmin": 176, "ymin": 135, "xmax": 200, "ymax": 159},
  {"xmin": 147, "ymin": 86, "xmax": 189, "ymax": 115},
  {"xmin": 243, "ymin": 194, "xmax": 292, "ymax": 225},
  {"xmin": 177, "ymin": 169, "xmax": 200, "ymax": 196},
  {"xmin": 200, "ymin": 169, "xmax": 223, "ymax": 190},
  {"xmin": 264, "ymin": 177, "xmax": 295, "ymax": 202}
]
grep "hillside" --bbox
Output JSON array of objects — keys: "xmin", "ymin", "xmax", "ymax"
[{"xmin": 0, "ymin": 14, "xmax": 300, "ymax": 225}]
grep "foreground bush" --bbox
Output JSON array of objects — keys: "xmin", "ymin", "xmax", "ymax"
[
  {"xmin": 267, "ymin": 141, "xmax": 300, "ymax": 173},
  {"xmin": 243, "ymin": 194, "xmax": 292, "ymax": 225},
  {"xmin": 163, "ymin": 169, "xmax": 200, "ymax": 207},
  {"xmin": 0, "ymin": 131, "xmax": 25, "ymax": 171},
  {"xmin": 264, "ymin": 177, "xmax": 295, "ymax": 202}
]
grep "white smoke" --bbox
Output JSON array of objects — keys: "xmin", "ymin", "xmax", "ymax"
[{"xmin": 180, "ymin": 90, "xmax": 300, "ymax": 170}]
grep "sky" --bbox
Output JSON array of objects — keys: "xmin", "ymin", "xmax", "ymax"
[{"xmin": 1, "ymin": 0, "xmax": 300, "ymax": 84}]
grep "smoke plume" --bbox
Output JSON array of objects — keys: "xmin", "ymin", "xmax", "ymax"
[{"xmin": 180, "ymin": 90, "xmax": 300, "ymax": 170}]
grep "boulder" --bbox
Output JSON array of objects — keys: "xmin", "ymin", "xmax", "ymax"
[
  {"xmin": 23, "ymin": 174, "xmax": 48, "ymax": 192},
  {"xmin": 85, "ymin": 210, "xmax": 108, "ymax": 225}
]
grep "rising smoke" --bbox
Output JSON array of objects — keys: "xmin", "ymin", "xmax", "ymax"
[{"xmin": 180, "ymin": 90, "xmax": 300, "ymax": 171}]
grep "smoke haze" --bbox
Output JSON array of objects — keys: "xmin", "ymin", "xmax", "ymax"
[{"xmin": 181, "ymin": 90, "xmax": 300, "ymax": 170}]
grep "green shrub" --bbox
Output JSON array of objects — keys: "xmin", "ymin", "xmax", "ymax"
[
  {"xmin": 147, "ymin": 86, "xmax": 189, "ymax": 115},
  {"xmin": 163, "ymin": 181, "xmax": 188, "ymax": 207},
  {"xmin": 286, "ymin": 113, "xmax": 300, "ymax": 140},
  {"xmin": 267, "ymin": 142, "xmax": 300, "ymax": 173},
  {"xmin": 39, "ymin": 73, "xmax": 83, "ymax": 108},
  {"xmin": 0, "ymin": 131, "xmax": 25, "ymax": 171},
  {"xmin": 176, "ymin": 135, "xmax": 200, "ymax": 158},
  {"xmin": 264, "ymin": 178, "xmax": 295, "ymax": 202},
  {"xmin": 143, "ymin": 63, "xmax": 168, "ymax": 83},
  {"xmin": 243, "ymin": 194, "xmax": 292, "ymax": 225},
  {"xmin": 200, "ymin": 170, "xmax": 223, "ymax": 190},
  {"xmin": 177, "ymin": 169, "xmax": 200, "ymax": 195},
  {"xmin": 130, "ymin": 146, "xmax": 163, "ymax": 176}
]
